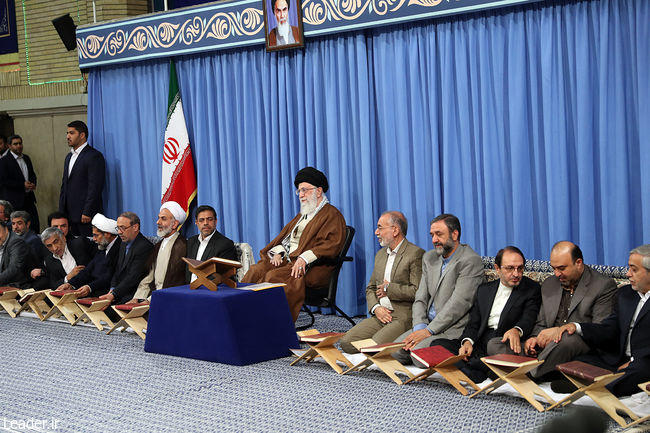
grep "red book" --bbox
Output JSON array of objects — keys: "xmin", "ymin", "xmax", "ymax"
[
  {"xmin": 76, "ymin": 297, "xmax": 104, "ymax": 306},
  {"xmin": 0, "ymin": 286, "xmax": 19, "ymax": 295},
  {"xmin": 483, "ymin": 354, "xmax": 538, "ymax": 367},
  {"xmin": 299, "ymin": 332, "xmax": 345, "ymax": 343},
  {"xmin": 115, "ymin": 302, "xmax": 149, "ymax": 311},
  {"xmin": 410, "ymin": 346, "xmax": 456, "ymax": 368},
  {"xmin": 556, "ymin": 361, "xmax": 612, "ymax": 382},
  {"xmin": 49, "ymin": 289, "xmax": 77, "ymax": 297},
  {"xmin": 359, "ymin": 342, "xmax": 405, "ymax": 354}
]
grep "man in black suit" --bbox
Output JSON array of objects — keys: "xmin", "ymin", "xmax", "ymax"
[
  {"xmin": 56, "ymin": 213, "xmax": 121, "ymax": 298},
  {"xmin": 185, "ymin": 205, "xmax": 237, "ymax": 283},
  {"xmin": 431, "ymin": 246, "xmax": 541, "ymax": 382},
  {"xmin": 10, "ymin": 210, "xmax": 43, "ymax": 268},
  {"xmin": 555, "ymin": 244, "xmax": 650, "ymax": 396},
  {"xmin": 0, "ymin": 135, "xmax": 39, "ymax": 232},
  {"xmin": 30, "ymin": 227, "xmax": 94, "ymax": 289},
  {"xmin": 59, "ymin": 120, "xmax": 106, "ymax": 238},
  {"xmin": 0, "ymin": 221, "xmax": 30, "ymax": 287},
  {"xmin": 99, "ymin": 211, "xmax": 153, "ymax": 305},
  {"xmin": 0, "ymin": 200, "xmax": 13, "ymax": 224},
  {"xmin": 0, "ymin": 135, "xmax": 8, "ymax": 158}
]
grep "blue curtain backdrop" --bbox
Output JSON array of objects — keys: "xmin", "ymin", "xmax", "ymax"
[{"xmin": 88, "ymin": 0, "xmax": 649, "ymax": 317}]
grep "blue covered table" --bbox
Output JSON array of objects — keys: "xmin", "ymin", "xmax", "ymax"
[{"xmin": 144, "ymin": 284, "xmax": 299, "ymax": 365}]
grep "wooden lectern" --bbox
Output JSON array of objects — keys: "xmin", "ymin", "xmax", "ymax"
[
  {"xmin": 403, "ymin": 345, "xmax": 480, "ymax": 395},
  {"xmin": 183, "ymin": 257, "xmax": 242, "ymax": 291},
  {"xmin": 290, "ymin": 329, "xmax": 353, "ymax": 374},
  {"xmin": 342, "ymin": 339, "xmax": 413, "ymax": 385}
]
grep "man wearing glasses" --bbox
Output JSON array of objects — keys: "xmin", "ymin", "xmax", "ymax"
[
  {"xmin": 99, "ymin": 211, "xmax": 153, "ymax": 305},
  {"xmin": 430, "ymin": 246, "xmax": 541, "ymax": 383},
  {"xmin": 241, "ymin": 167, "xmax": 346, "ymax": 321},
  {"xmin": 339, "ymin": 211, "xmax": 424, "ymax": 353},
  {"xmin": 520, "ymin": 241, "xmax": 617, "ymax": 380}
]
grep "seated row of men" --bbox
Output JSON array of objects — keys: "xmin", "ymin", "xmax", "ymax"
[
  {"xmin": 0, "ymin": 202, "xmax": 237, "ymax": 307},
  {"xmin": 339, "ymin": 212, "xmax": 649, "ymax": 398}
]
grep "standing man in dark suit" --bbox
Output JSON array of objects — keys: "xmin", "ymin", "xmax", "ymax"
[
  {"xmin": 555, "ymin": 244, "xmax": 650, "ymax": 396},
  {"xmin": 30, "ymin": 227, "xmax": 94, "ymax": 289},
  {"xmin": 0, "ymin": 221, "xmax": 30, "ymax": 288},
  {"xmin": 0, "ymin": 135, "xmax": 8, "ymax": 158},
  {"xmin": 99, "ymin": 211, "xmax": 153, "ymax": 305},
  {"xmin": 186, "ymin": 205, "xmax": 238, "ymax": 283},
  {"xmin": 0, "ymin": 135, "xmax": 39, "ymax": 233},
  {"xmin": 393, "ymin": 213, "xmax": 485, "ymax": 367},
  {"xmin": 524, "ymin": 241, "xmax": 617, "ymax": 379},
  {"xmin": 431, "ymin": 246, "xmax": 541, "ymax": 382},
  {"xmin": 59, "ymin": 120, "xmax": 106, "ymax": 238},
  {"xmin": 339, "ymin": 211, "xmax": 425, "ymax": 353}
]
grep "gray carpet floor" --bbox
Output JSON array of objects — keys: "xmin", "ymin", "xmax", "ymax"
[{"xmin": 0, "ymin": 311, "xmax": 641, "ymax": 433}]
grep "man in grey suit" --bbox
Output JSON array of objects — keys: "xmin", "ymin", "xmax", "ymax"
[
  {"xmin": 339, "ymin": 211, "xmax": 425, "ymax": 353},
  {"xmin": 0, "ymin": 220, "xmax": 30, "ymax": 288},
  {"xmin": 394, "ymin": 213, "xmax": 484, "ymax": 367},
  {"xmin": 521, "ymin": 241, "xmax": 617, "ymax": 379}
]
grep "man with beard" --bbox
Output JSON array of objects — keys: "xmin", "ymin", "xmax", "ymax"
[
  {"xmin": 242, "ymin": 167, "xmax": 346, "ymax": 321},
  {"xmin": 393, "ymin": 213, "xmax": 484, "ymax": 367},
  {"xmin": 98, "ymin": 211, "xmax": 153, "ymax": 305},
  {"xmin": 268, "ymin": 0, "xmax": 300, "ymax": 46},
  {"xmin": 0, "ymin": 220, "xmax": 30, "ymax": 287},
  {"xmin": 339, "ymin": 211, "xmax": 424, "ymax": 353},
  {"xmin": 31, "ymin": 227, "xmax": 93, "ymax": 289},
  {"xmin": 521, "ymin": 241, "xmax": 617, "ymax": 380},
  {"xmin": 125, "ymin": 201, "xmax": 187, "ymax": 303},
  {"xmin": 56, "ymin": 213, "xmax": 121, "ymax": 297}
]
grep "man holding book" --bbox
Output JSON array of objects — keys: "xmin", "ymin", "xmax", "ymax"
[
  {"xmin": 430, "ymin": 246, "xmax": 541, "ymax": 382},
  {"xmin": 393, "ymin": 213, "xmax": 484, "ymax": 367},
  {"xmin": 339, "ymin": 211, "xmax": 424, "ymax": 353}
]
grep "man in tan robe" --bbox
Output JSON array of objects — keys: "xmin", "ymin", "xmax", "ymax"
[{"xmin": 242, "ymin": 167, "xmax": 346, "ymax": 321}]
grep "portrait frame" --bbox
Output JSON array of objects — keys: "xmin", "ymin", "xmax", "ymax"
[{"xmin": 263, "ymin": 0, "xmax": 304, "ymax": 52}]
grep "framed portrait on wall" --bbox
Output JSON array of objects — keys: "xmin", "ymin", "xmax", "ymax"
[{"xmin": 263, "ymin": 0, "xmax": 304, "ymax": 51}]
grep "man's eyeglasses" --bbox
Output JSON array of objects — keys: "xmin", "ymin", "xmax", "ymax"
[
  {"xmin": 501, "ymin": 265, "xmax": 524, "ymax": 273},
  {"xmin": 295, "ymin": 187, "xmax": 317, "ymax": 196},
  {"xmin": 116, "ymin": 225, "xmax": 133, "ymax": 232}
]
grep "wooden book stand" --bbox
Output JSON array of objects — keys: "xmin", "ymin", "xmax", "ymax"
[
  {"xmin": 403, "ymin": 346, "xmax": 480, "ymax": 395},
  {"xmin": 342, "ymin": 339, "xmax": 413, "ymax": 385},
  {"xmin": 290, "ymin": 329, "xmax": 352, "ymax": 374},
  {"xmin": 548, "ymin": 360, "xmax": 645, "ymax": 427},
  {"xmin": 470, "ymin": 354, "xmax": 555, "ymax": 411},
  {"xmin": 43, "ymin": 290, "xmax": 83, "ymax": 324},
  {"xmin": 73, "ymin": 298, "xmax": 114, "ymax": 331},
  {"xmin": 16, "ymin": 290, "xmax": 51, "ymax": 320},
  {"xmin": 106, "ymin": 303, "xmax": 150, "ymax": 340},
  {"xmin": 183, "ymin": 257, "xmax": 242, "ymax": 290},
  {"xmin": 0, "ymin": 287, "xmax": 27, "ymax": 317}
]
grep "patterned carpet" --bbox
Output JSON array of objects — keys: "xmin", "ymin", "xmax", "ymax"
[{"xmin": 1, "ymin": 311, "xmax": 647, "ymax": 433}]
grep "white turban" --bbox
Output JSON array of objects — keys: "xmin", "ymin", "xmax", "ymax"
[
  {"xmin": 160, "ymin": 201, "xmax": 186, "ymax": 225},
  {"xmin": 91, "ymin": 213, "xmax": 118, "ymax": 235}
]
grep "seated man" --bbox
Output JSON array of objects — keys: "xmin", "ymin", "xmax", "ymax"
[
  {"xmin": 31, "ymin": 227, "xmax": 94, "ymax": 289},
  {"xmin": 554, "ymin": 244, "xmax": 650, "ymax": 397},
  {"xmin": 46, "ymin": 211, "xmax": 96, "ymax": 256},
  {"xmin": 99, "ymin": 211, "xmax": 153, "ymax": 305},
  {"xmin": 186, "ymin": 204, "xmax": 237, "ymax": 283},
  {"xmin": 11, "ymin": 210, "xmax": 43, "ymax": 266},
  {"xmin": 431, "ymin": 246, "xmax": 541, "ymax": 382},
  {"xmin": 242, "ymin": 167, "xmax": 346, "ymax": 321},
  {"xmin": 523, "ymin": 241, "xmax": 617, "ymax": 380},
  {"xmin": 0, "ymin": 220, "xmax": 30, "ymax": 287},
  {"xmin": 393, "ymin": 213, "xmax": 484, "ymax": 367},
  {"xmin": 128, "ymin": 202, "xmax": 188, "ymax": 303},
  {"xmin": 0, "ymin": 200, "xmax": 14, "ymax": 225},
  {"xmin": 339, "ymin": 211, "xmax": 424, "ymax": 353},
  {"xmin": 56, "ymin": 213, "xmax": 121, "ymax": 298}
]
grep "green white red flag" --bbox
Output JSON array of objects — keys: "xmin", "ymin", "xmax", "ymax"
[{"xmin": 161, "ymin": 59, "xmax": 196, "ymax": 223}]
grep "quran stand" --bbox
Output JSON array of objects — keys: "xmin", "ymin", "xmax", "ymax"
[
  {"xmin": 106, "ymin": 303, "xmax": 150, "ymax": 340},
  {"xmin": 548, "ymin": 361, "xmax": 644, "ymax": 427},
  {"xmin": 43, "ymin": 290, "xmax": 83, "ymax": 325},
  {"xmin": 16, "ymin": 290, "xmax": 51, "ymax": 320},
  {"xmin": 403, "ymin": 347, "xmax": 480, "ymax": 395},
  {"xmin": 469, "ymin": 354, "xmax": 555, "ymax": 412},
  {"xmin": 73, "ymin": 298, "xmax": 114, "ymax": 331},
  {"xmin": 0, "ymin": 287, "xmax": 27, "ymax": 318},
  {"xmin": 290, "ymin": 329, "xmax": 352, "ymax": 374},
  {"xmin": 342, "ymin": 339, "xmax": 414, "ymax": 385},
  {"xmin": 183, "ymin": 257, "xmax": 242, "ymax": 291}
]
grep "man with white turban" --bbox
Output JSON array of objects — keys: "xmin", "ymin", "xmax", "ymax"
[
  {"xmin": 125, "ymin": 201, "xmax": 188, "ymax": 303},
  {"xmin": 57, "ymin": 213, "xmax": 121, "ymax": 297}
]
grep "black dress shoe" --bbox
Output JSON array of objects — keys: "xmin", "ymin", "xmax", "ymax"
[{"xmin": 551, "ymin": 379, "xmax": 578, "ymax": 394}]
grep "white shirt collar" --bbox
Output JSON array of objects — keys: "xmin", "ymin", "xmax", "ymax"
[
  {"xmin": 387, "ymin": 238, "xmax": 405, "ymax": 256},
  {"xmin": 11, "ymin": 151, "xmax": 22, "ymax": 159},
  {"xmin": 199, "ymin": 229, "xmax": 216, "ymax": 243},
  {"xmin": 71, "ymin": 142, "xmax": 88, "ymax": 155}
]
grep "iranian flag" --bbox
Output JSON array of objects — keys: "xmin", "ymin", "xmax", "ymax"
[{"xmin": 161, "ymin": 59, "xmax": 196, "ymax": 223}]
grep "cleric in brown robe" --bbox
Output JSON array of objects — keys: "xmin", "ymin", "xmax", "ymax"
[{"xmin": 242, "ymin": 167, "xmax": 346, "ymax": 321}]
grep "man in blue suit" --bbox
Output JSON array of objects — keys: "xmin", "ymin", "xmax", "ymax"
[{"xmin": 59, "ymin": 120, "xmax": 106, "ymax": 238}]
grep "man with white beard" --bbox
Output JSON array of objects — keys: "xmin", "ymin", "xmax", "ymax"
[
  {"xmin": 242, "ymin": 167, "xmax": 346, "ymax": 321},
  {"xmin": 268, "ymin": 0, "xmax": 300, "ymax": 46},
  {"xmin": 125, "ymin": 201, "xmax": 188, "ymax": 304},
  {"xmin": 339, "ymin": 211, "xmax": 424, "ymax": 353}
]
